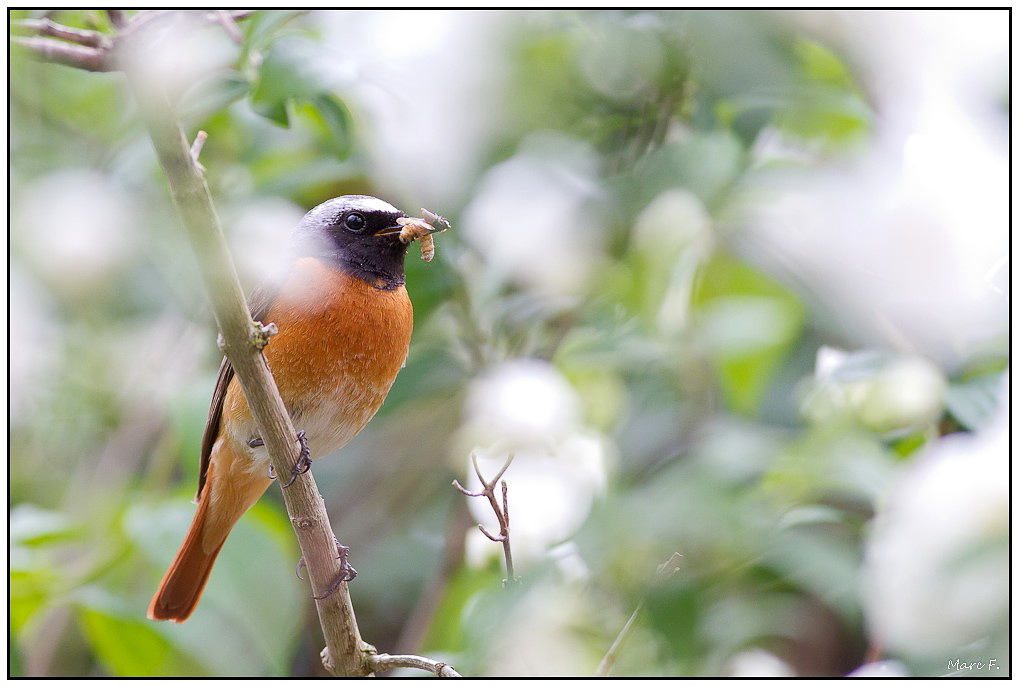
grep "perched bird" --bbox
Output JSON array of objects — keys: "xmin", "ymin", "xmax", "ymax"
[{"xmin": 148, "ymin": 195, "xmax": 435, "ymax": 623}]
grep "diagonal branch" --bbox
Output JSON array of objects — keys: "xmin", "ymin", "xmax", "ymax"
[
  {"xmin": 15, "ymin": 10, "xmax": 363, "ymax": 676},
  {"xmin": 120, "ymin": 60, "xmax": 371, "ymax": 680},
  {"xmin": 15, "ymin": 11, "xmax": 462, "ymax": 677}
]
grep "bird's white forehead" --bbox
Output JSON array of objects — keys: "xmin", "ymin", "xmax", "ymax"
[{"xmin": 346, "ymin": 195, "xmax": 400, "ymax": 214}]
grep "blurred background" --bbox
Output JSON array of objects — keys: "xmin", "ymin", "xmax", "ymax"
[{"xmin": 8, "ymin": 9, "xmax": 1010, "ymax": 677}]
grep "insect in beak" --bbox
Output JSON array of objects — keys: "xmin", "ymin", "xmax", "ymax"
[{"xmin": 393, "ymin": 208, "xmax": 450, "ymax": 262}]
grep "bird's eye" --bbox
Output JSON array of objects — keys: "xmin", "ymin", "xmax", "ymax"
[{"xmin": 344, "ymin": 212, "xmax": 366, "ymax": 233}]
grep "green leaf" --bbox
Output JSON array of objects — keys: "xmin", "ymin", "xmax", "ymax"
[
  {"xmin": 178, "ymin": 71, "xmax": 252, "ymax": 123},
  {"xmin": 945, "ymin": 371, "xmax": 1006, "ymax": 431},
  {"xmin": 242, "ymin": 10, "xmax": 308, "ymax": 54},
  {"xmin": 420, "ymin": 564, "xmax": 505, "ymax": 654},
  {"xmin": 249, "ymin": 35, "xmax": 354, "ymax": 160},
  {"xmin": 776, "ymin": 37, "xmax": 872, "ymax": 144},
  {"xmin": 623, "ymin": 131, "xmax": 745, "ymax": 213},
  {"xmin": 9, "ymin": 506, "xmax": 84, "ymax": 640},
  {"xmin": 249, "ymin": 36, "xmax": 311, "ymax": 126},
  {"xmin": 795, "ymin": 38, "xmax": 856, "ymax": 88},
  {"xmin": 692, "ymin": 256, "xmax": 806, "ymax": 416},
  {"xmin": 10, "ymin": 503, "xmax": 84, "ymax": 547},
  {"xmin": 125, "ymin": 500, "xmax": 303, "ymax": 676},
  {"xmin": 294, "ymin": 94, "xmax": 353, "ymax": 158},
  {"xmin": 643, "ymin": 578, "xmax": 705, "ymax": 668},
  {"xmin": 77, "ymin": 591, "xmax": 201, "ymax": 677},
  {"xmin": 760, "ymin": 524, "xmax": 862, "ymax": 622},
  {"xmin": 10, "ymin": 568, "xmax": 60, "ymax": 636}
]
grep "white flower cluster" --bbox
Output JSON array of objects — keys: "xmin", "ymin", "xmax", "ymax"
[
  {"xmin": 860, "ymin": 376, "xmax": 1008, "ymax": 659},
  {"xmin": 744, "ymin": 11, "xmax": 1008, "ymax": 370},
  {"xmin": 454, "ymin": 358, "xmax": 612, "ymax": 571}
]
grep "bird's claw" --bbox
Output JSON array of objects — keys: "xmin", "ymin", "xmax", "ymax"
[
  {"xmin": 314, "ymin": 541, "xmax": 357, "ymax": 599},
  {"xmin": 295, "ymin": 538, "xmax": 357, "ymax": 599},
  {"xmin": 281, "ymin": 430, "xmax": 312, "ymax": 488}
]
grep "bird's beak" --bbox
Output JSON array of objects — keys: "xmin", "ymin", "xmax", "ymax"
[
  {"xmin": 373, "ymin": 217, "xmax": 447, "ymax": 238},
  {"xmin": 372, "ymin": 220, "xmax": 405, "ymax": 237}
]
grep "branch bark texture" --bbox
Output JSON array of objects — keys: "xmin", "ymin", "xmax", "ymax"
[{"xmin": 118, "ymin": 40, "xmax": 371, "ymax": 680}]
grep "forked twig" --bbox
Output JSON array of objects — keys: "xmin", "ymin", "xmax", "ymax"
[
  {"xmin": 11, "ymin": 10, "xmax": 259, "ymax": 73},
  {"xmin": 452, "ymin": 453, "xmax": 517, "ymax": 584},
  {"xmin": 13, "ymin": 17, "xmax": 111, "ymax": 48}
]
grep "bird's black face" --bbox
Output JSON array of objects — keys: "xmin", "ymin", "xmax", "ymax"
[{"xmin": 294, "ymin": 195, "xmax": 410, "ymax": 290}]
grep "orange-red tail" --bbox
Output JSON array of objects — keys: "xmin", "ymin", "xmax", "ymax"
[
  {"xmin": 147, "ymin": 488, "xmax": 226, "ymax": 623},
  {"xmin": 148, "ymin": 451, "xmax": 272, "ymax": 623}
]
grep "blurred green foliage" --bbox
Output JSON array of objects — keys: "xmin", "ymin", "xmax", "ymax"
[{"xmin": 9, "ymin": 9, "xmax": 1008, "ymax": 678}]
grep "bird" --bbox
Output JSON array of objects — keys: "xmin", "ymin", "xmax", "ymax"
[{"xmin": 148, "ymin": 195, "xmax": 430, "ymax": 623}]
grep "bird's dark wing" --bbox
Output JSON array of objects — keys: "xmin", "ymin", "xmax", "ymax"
[{"xmin": 195, "ymin": 279, "xmax": 282, "ymax": 499}]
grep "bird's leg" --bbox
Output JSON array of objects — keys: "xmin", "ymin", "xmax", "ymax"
[
  {"xmin": 249, "ymin": 434, "xmax": 310, "ymax": 484},
  {"xmin": 295, "ymin": 536, "xmax": 358, "ymax": 600},
  {"xmin": 281, "ymin": 430, "xmax": 312, "ymax": 488},
  {"xmin": 247, "ymin": 437, "xmax": 276, "ymax": 479},
  {"xmin": 314, "ymin": 538, "xmax": 357, "ymax": 600}
]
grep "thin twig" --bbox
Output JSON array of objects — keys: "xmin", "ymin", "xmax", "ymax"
[
  {"xmin": 13, "ymin": 10, "xmax": 259, "ymax": 74},
  {"xmin": 106, "ymin": 10, "xmax": 126, "ymax": 29},
  {"xmin": 368, "ymin": 653, "xmax": 462, "ymax": 677},
  {"xmin": 189, "ymin": 130, "xmax": 207, "ymax": 161},
  {"xmin": 221, "ymin": 10, "xmax": 257, "ymax": 23},
  {"xmin": 214, "ymin": 9, "xmax": 244, "ymax": 43},
  {"xmin": 10, "ymin": 36, "xmax": 112, "ymax": 72},
  {"xmin": 452, "ymin": 452, "xmax": 517, "ymax": 583},
  {"xmin": 596, "ymin": 604, "xmax": 642, "ymax": 677},
  {"xmin": 498, "ymin": 480, "xmax": 515, "ymax": 579},
  {"xmin": 595, "ymin": 552, "xmax": 683, "ymax": 677},
  {"xmin": 12, "ymin": 18, "xmax": 110, "ymax": 48}
]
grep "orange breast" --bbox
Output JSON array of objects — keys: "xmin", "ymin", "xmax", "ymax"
[{"xmin": 222, "ymin": 258, "xmax": 413, "ymax": 459}]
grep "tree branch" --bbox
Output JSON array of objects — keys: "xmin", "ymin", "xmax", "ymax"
[
  {"xmin": 367, "ymin": 653, "xmax": 462, "ymax": 677},
  {"xmin": 15, "ymin": 11, "xmax": 462, "ymax": 677},
  {"xmin": 120, "ymin": 67, "xmax": 371, "ymax": 684},
  {"xmin": 13, "ymin": 17, "xmax": 111, "ymax": 48},
  {"xmin": 11, "ymin": 10, "xmax": 259, "ymax": 73},
  {"xmin": 12, "ymin": 10, "xmax": 370, "ymax": 676},
  {"xmin": 10, "ymin": 36, "xmax": 113, "ymax": 72},
  {"xmin": 111, "ymin": 21, "xmax": 375, "ymax": 676}
]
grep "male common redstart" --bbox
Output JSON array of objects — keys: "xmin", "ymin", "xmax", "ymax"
[{"xmin": 148, "ymin": 195, "xmax": 429, "ymax": 623}]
